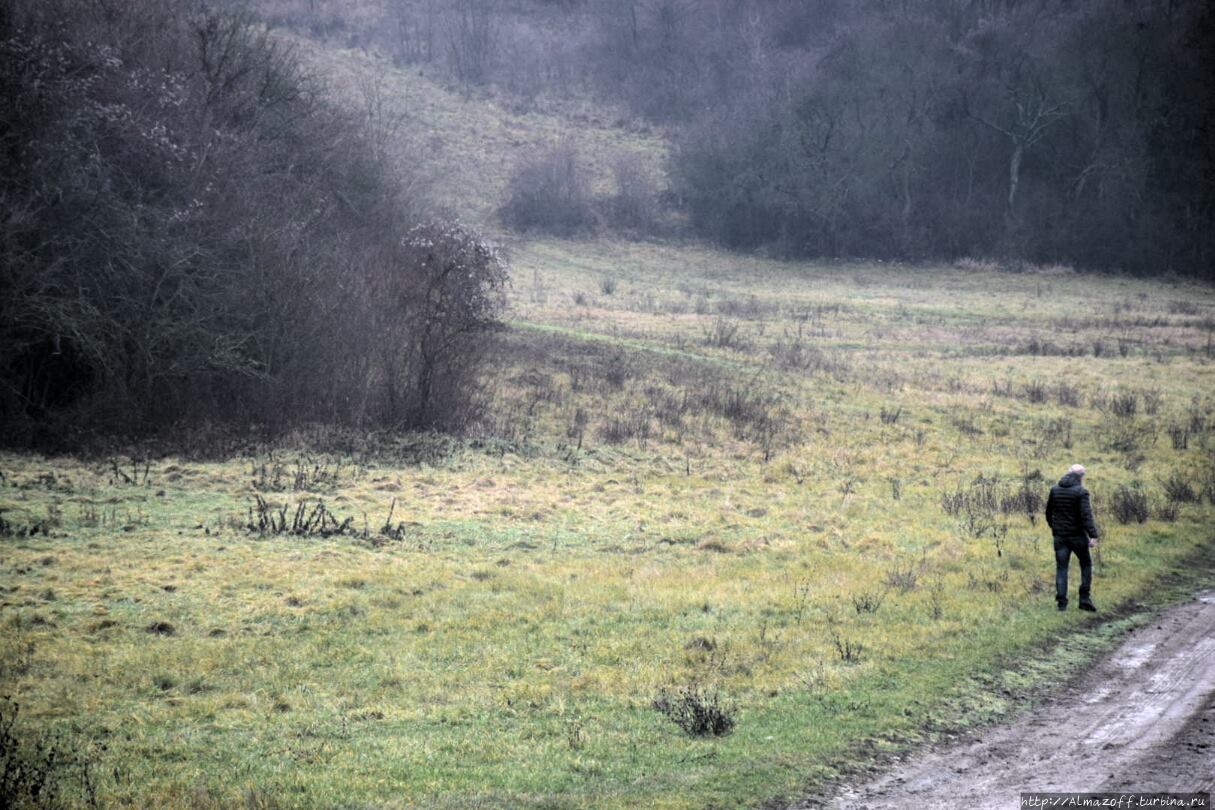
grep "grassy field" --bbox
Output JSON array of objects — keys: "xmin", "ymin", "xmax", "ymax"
[{"xmin": 2, "ymin": 238, "xmax": 1214, "ymax": 808}]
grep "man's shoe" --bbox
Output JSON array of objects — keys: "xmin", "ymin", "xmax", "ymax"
[
  {"xmin": 1057, "ymin": 602, "xmax": 1067, "ymax": 611},
  {"xmin": 1079, "ymin": 601, "xmax": 1097, "ymax": 612}
]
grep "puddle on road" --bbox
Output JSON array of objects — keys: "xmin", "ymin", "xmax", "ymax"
[{"xmin": 1115, "ymin": 642, "xmax": 1158, "ymax": 670}]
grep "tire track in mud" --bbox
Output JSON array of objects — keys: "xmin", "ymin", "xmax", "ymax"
[{"xmin": 797, "ymin": 590, "xmax": 1215, "ymax": 809}]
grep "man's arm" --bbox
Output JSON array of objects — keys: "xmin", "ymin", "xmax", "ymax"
[
  {"xmin": 1080, "ymin": 490, "xmax": 1100, "ymax": 539},
  {"xmin": 1044, "ymin": 490, "xmax": 1054, "ymax": 530}
]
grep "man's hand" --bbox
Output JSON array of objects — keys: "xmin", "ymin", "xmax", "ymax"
[{"xmin": 1089, "ymin": 537, "xmax": 1098, "ymax": 548}]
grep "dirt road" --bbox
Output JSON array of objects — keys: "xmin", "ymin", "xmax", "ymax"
[{"xmin": 802, "ymin": 591, "xmax": 1215, "ymax": 809}]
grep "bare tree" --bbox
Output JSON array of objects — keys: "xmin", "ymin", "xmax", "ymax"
[
  {"xmin": 958, "ymin": 11, "xmax": 1069, "ymax": 214},
  {"xmin": 387, "ymin": 0, "xmax": 437, "ymax": 64},
  {"xmin": 445, "ymin": 0, "xmax": 497, "ymax": 85}
]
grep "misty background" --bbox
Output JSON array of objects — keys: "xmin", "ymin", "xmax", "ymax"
[
  {"xmin": 263, "ymin": 0, "xmax": 1214, "ymax": 272},
  {"xmin": 2, "ymin": 0, "xmax": 1212, "ymax": 446}
]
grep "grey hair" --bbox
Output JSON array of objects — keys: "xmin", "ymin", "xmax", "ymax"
[{"xmin": 1069, "ymin": 464, "xmax": 1087, "ymax": 477}]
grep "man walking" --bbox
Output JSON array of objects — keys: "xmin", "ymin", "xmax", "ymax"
[{"xmin": 1045, "ymin": 464, "xmax": 1101, "ymax": 612}]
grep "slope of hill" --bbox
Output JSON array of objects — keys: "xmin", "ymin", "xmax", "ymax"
[{"xmin": 286, "ymin": 32, "xmax": 670, "ymax": 231}]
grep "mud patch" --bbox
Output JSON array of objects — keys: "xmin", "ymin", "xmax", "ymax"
[{"xmin": 804, "ymin": 590, "xmax": 1215, "ymax": 809}]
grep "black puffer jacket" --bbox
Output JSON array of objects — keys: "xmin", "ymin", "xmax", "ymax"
[{"xmin": 1045, "ymin": 472, "xmax": 1100, "ymax": 540}]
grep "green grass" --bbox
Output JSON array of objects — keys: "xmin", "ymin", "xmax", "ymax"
[{"xmin": 2, "ymin": 238, "xmax": 1214, "ymax": 807}]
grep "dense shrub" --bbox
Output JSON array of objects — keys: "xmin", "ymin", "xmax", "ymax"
[
  {"xmin": 1159, "ymin": 473, "xmax": 1199, "ymax": 505},
  {"xmin": 1153, "ymin": 498, "xmax": 1179, "ymax": 523},
  {"xmin": 1110, "ymin": 485, "xmax": 1150, "ymax": 525},
  {"xmin": 605, "ymin": 153, "xmax": 659, "ymax": 232},
  {"xmin": 652, "ymin": 687, "xmax": 735, "ymax": 738},
  {"xmin": 499, "ymin": 144, "xmax": 595, "ymax": 235},
  {"xmin": 1109, "ymin": 392, "xmax": 1139, "ymax": 419},
  {"xmin": 0, "ymin": 0, "xmax": 505, "ymax": 448},
  {"xmin": 0, "ymin": 697, "xmax": 99, "ymax": 807}
]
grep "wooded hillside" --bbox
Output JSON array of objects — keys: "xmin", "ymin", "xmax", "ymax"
[
  {"xmin": 260, "ymin": 0, "xmax": 1215, "ymax": 277},
  {"xmin": 0, "ymin": 0, "xmax": 506, "ymax": 446}
]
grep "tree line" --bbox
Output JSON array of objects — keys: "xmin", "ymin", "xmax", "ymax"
[
  {"xmin": 666, "ymin": 0, "xmax": 1214, "ymax": 275},
  {"xmin": 260, "ymin": 0, "xmax": 1214, "ymax": 278},
  {"xmin": 0, "ymin": 0, "xmax": 506, "ymax": 448}
]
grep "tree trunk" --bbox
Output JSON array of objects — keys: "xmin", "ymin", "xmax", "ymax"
[{"xmin": 1007, "ymin": 140, "xmax": 1024, "ymax": 212}]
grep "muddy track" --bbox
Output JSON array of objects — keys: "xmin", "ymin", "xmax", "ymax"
[{"xmin": 796, "ymin": 591, "xmax": 1215, "ymax": 809}]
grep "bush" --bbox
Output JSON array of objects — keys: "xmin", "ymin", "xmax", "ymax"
[
  {"xmin": 596, "ymin": 411, "xmax": 651, "ymax": 446},
  {"xmin": 358, "ymin": 221, "xmax": 508, "ymax": 432},
  {"xmin": 652, "ymin": 687, "xmax": 735, "ymax": 737},
  {"xmin": 499, "ymin": 144, "xmax": 595, "ymax": 235},
  {"xmin": 1142, "ymin": 390, "xmax": 1163, "ymax": 416},
  {"xmin": 851, "ymin": 591, "xmax": 885, "ymax": 614},
  {"xmin": 702, "ymin": 317, "xmax": 744, "ymax": 350},
  {"xmin": 1110, "ymin": 485, "xmax": 1150, "ymax": 524},
  {"xmin": 831, "ymin": 633, "xmax": 864, "ymax": 662},
  {"xmin": 1055, "ymin": 383, "xmax": 1082, "ymax": 407},
  {"xmin": 247, "ymin": 497, "xmax": 355, "ymax": 538},
  {"xmin": 1023, "ymin": 380, "xmax": 1048, "ymax": 404},
  {"xmin": 1109, "ymin": 392, "xmax": 1138, "ymax": 419},
  {"xmin": 605, "ymin": 153, "xmax": 658, "ymax": 232},
  {"xmin": 884, "ymin": 563, "xmax": 919, "ymax": 592},
  {"xmin": 1159, "ymin": 473, "xmax": 1199, "ymax": 504},
  {"xmin": 1153, "ymin": 499, "xmax": 1179, "ymax": 522},
  {"xmin": 1000, "ymin": 484, "xmax": 1043, "ymax": 519},
  {"xmin": 1100, "ymin": 419, "xmax": 1157, "ymax": 455},
  {"xmin": 0, "ymin": 697, "xmax": 99, "ymax": 807}
]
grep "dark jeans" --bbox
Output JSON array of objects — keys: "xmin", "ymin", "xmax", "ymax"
[{"xmin": 1054, "ymin": 535, "xmax": 1092, "ymax": 606}]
